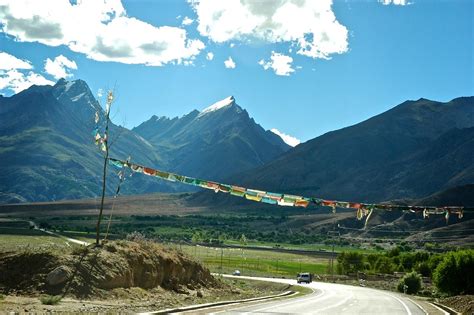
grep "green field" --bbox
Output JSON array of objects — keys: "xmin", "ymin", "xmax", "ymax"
[
  {"xmin": 0, "ymin": 218, "xmax": 334, "ymax": 279},
  {"xmin": 174, "ymin": 244, "xmax": 333, "ymax": 278},
  {"xmin": 0, "ymin": 231, "xmax": 77, "ymax": 253}
]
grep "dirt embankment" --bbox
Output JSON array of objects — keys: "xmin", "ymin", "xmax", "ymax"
[
  {"xmin": 0, "ymin": 240, "xmax": 216, "ymax": 298},
  {"xmin": 440, "ymin": 295, "xmax": 474, "ymax": 315}
]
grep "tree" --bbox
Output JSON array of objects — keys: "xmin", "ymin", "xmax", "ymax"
[
  {"xmin": 367, "ymin": 254, "xmax": 380, "ymax": 272},
  {"xmin": 397, "ymin": 271, "xmax": 422, "ymax": 294},
  {"xmin": 239, "ymin": 233, "xmax": 248, "ymax": 245},
  {"xmin": 191, "ymin": 231, "xmax": 202, "ymax": 244},
  {"xmin": 433, "ymin": 250, "xmax": 474, "ymax": 295},
  {"xmin": 337, "ymin": 252, "xmax": 365, "ymax": 274},
  {"xmin": 218, "ymin": 233, "xmax": 227, "ymax": 244},
  {"xmin": 375, "ymin": 256, "xmax": 395, "ymax": 274}
]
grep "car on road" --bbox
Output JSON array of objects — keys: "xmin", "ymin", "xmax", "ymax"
[
  {"xmin": 297, "ymin": 272, "xmax": 312, "ymax": 284},
  {"xmin": 232, "ymin": 270, "xmax": 241, "ymax": 276}
]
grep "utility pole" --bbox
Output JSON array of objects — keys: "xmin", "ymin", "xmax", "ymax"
[
  {"xmin": 328, "ymin": 228, "xmax": 340, "ymax": 283},
  {"xmin": 220, "ymin": 248, "xmax": 223, "ymax": 274}
]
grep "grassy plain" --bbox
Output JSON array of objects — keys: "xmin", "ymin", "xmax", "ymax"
[
  {"xmin": 0, "ymin": 219, "xmax": 334, "ymax": 279},
  {"xmin": 176, "ymin": 244, "xmax": 332, "ymax": 278}
]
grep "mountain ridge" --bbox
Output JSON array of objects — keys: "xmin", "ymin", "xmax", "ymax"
[
  {"xmin": 132, "ymin": 95, "xmax": 290, "ymax": 180},
  {"xmin": 190, "ymin": 96, "xmax": 474, "ymax": 206}
]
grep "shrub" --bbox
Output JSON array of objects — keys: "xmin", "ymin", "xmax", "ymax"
[
  {"xmin": 126, "ymin": 231, "xmax": 147, "ymax": 243},
  {"xmin": 337, "ymin": 252, "xmax": 365, "ymax": 274},
  {"xmin": 433, "ymin": 250, "xmax": 474, "ymax": 295},
  {"xmin": 397, "ymin": 271, "xmax": 422, "ymax": 294},
  {"xmin": 415, "ymin": 261, "xmax": 431, "ymax": 277},
  {"xmin": 40, "ymin": 295, "xmax": 62, "ymax": 305},
  {"xmin": 375, "ymin": 256, "xmax": 395, "ymax": 274}
]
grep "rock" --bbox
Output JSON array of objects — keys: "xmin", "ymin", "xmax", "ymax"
[
  {"xmin": 196, "ymin": 290, "xmax": 203, "ymax": 298},
  {"xmin": 46, "ymin": 266, "xmax": 71, "ymax": 286}
]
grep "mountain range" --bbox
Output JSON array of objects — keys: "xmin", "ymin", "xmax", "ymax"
[
  {"xmin": 0, "ymin": 79, "xmax": 289, "ymax": 203},
  {"xmin": 0, "ymin": 79, "xmax": 473, "ymax": 207},
  {"xmin": 194, "ymin": 96, "xmax": 474, "ymax": 206}
]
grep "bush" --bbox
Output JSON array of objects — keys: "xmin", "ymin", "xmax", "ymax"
[
  {"xmin": 40, "ymin": 295, "xmax": 62, "ymax": 305},
  {"xmin": 433, "ymin": 250, "xmax": 474, "ymax": 295},
  {"xmin": 126, "ymin": 231, "xmax": 147, "ymax": 243},
  {"xmin": 415, "ymin": 261, "xmax": 431, "ymax": 277},
  {"xmin": 337, "ymin": 252, "xmax": 365, "ymax": 274},
  {"xmin": 397, "ymin": 271, "xmax": 422, "ymax": 294},
  {"xmin": 375, "ymin": 256, "xmax": 395, "ymax": 274}
]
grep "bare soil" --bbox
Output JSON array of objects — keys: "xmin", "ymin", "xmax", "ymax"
[
  {"xmin": 440, "ymin": 295, "xmax": 474, "ymax": 315},
  {"xmin": 0, "ymin": 240, "xmax": 215, "ymax": 298}
]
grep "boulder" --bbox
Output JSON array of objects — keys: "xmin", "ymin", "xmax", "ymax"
[{"xmin": 46, "ymin": 266, "xmax": 71, "ymax": 286}]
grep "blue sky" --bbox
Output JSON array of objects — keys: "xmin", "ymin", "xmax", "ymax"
[{"xmin": 0, "ymin": 0, "xmax": 472, "ymax": 144}]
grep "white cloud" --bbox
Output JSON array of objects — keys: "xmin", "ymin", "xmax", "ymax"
[
  {"xmin": 0, "ymin": 0, "xmax": 205, "ymax": 66},
  {"xmin": 206, "ymin": 52, "xmax": 214, "ymax": 60},
  {"xmin": 0, "ymin": 69, "xmax": 54, "ymax": 94},
  {"xmin": 224, "ymin": 56, "xmax": 236, "ymax": 69},
  {"xmin": 189, "ymin": 0, "xmax": 348, "ymax": 60},
  {"xmin": 270, "ymin": 128, "xmax": 300, "ymax": 147},
  {"xmin": 0, "ymin": 51, "xmax": 33, "ymax": 70},
  {"xmin": 44, "ymin": 55, "xmax": 77, "ymax": 79},
  {"xmin": 379, "ymin": 0, "xmax": 410, "ymax": 5},
  {"xmin": 0, "ymin": 51, "xmax": 54, "ymax": 94},
  {"xmin": 182, "ymin": 16, "xmax": 194, "ymax": 25},
  {"xmin": 259, "ymin": 52, "xmax": 295, "ymax": 76}
]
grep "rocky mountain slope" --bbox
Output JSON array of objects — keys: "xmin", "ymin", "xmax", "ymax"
[
  {"xmin": 133, "ymin": 95, "xmax": 290, "ymax": 180},
  {"xmin": 193, "ymin": 97, "xmax": 474, "ymax": 205}
]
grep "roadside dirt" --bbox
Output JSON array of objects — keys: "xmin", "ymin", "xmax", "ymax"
[
  {"xmin": 0, "ymin": 240, "xmax": 215, "ymax": 298},
  {"xmin": 440, "ymin": 295, "xmax": 474, "ymax": 315},
  {"xmin": 0, "ymin": 278, "xmax": 289, "ymax": 313}
]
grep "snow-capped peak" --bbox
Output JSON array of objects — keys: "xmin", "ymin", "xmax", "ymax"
[
  {"xmin": 198, "ymin": 96, "xmax": 235, "ymax": 117},
  {"xmin": 270, "ymin": 128, "xmax": 301, "ymax": 147}
]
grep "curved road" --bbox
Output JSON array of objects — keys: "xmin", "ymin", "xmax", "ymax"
[{"xmin": 193, "ymin": 275, "xmax": 440, "ymax": 315}]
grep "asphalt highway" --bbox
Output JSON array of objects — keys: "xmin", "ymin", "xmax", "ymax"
[{"xmin": 198, "ymin": 275, "xmax": 439, "ymax": 315}]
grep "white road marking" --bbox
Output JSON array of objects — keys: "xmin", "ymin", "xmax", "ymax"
[
  {"xmin": 407, "ymin": 297, "xmax": 428, "ymax": 315},
  {"xmin": 379, "ymin": 291, "xmax": 412, "ymax": 315},
  {"xmin": 429, "ymin": 302, "xmax": 450, "ymax": 315}
]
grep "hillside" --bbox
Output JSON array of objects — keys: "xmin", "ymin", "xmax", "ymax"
[
  {"xmin": 0, "ymin": 79, "xmax": 172, "ymax": 203},
  {"xmin": 203, "ymin": 97, "xmax": 474, "ymax": 204}
]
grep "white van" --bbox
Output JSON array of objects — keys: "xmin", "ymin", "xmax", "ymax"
[{"xmin": 297, "ymin": 272, "xmax": 312, "ymax": 284}]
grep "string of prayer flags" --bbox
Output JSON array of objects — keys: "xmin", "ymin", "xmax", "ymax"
[{"xmin": 107, "ymin": 157, "xmax": 466, "ymax": 224}]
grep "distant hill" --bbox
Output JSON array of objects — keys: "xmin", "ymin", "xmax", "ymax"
[
  {"xmin": 192, "ymin": 97, "xmax": 474, "ymax": 205},
  {"xmin": 133, "ymin": 96, "xmax": 290, "ymax": 180}
]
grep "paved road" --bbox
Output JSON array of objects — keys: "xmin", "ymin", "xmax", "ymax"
[{"xmin": 198, "ymin": 275, "xmax": 436, "ymax": 315}]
